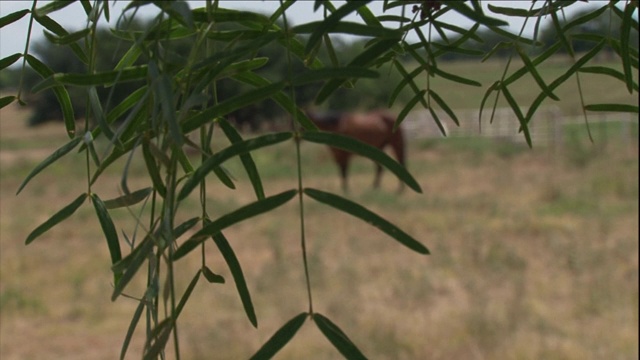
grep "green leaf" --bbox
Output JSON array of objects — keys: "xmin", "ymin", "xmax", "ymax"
[
  {"xmin": 313, "ymin": 313, "xmax": 368, "ymax": 360},
  {"xmin": 500, "ymin": 85, "xmax": 532, "ymax": 147},
  {"xmin": 432, "ymin": 66, "xmax": 482, "ymax": 87},
  {"xmin": 232, "ymin": 72, "xmax": 318, "ymax": 131},
  {"xmin": 428, "ymin": 89, "xmax": 460, "ymax": 126},
  {"xmin": 142, "ymin": 139, "xmax": 167, "ymax": 198},
  {"xmin": 487, "ymin": 4, "xmax": 544, "ymax": 17},
  {"xmin": 25, "ymin": 193, "xmax": 88, "ymax": 245},
  {"xmin": 0, "ymin": 9, "xmax": 29, "ymax": 28},
  {"xmin": 579, "ymin": 66, "xmax": 639, "ymax": 91},
  {"xmin": 447, "ymin": 2, "xmax": 509, "ymax": 27},
  {"xmin": 103, "ymin": 188, "xmax": 152, "ymax": 209},
  {"xmin": 301, "ymin": 132, "xmax": 422, "ymax": 193},
  {"xmin": 91, "ymin": 194, "xmax": 123, "ymax": 281},
  {"xmin": 182, "ymin": 82, "xmax": 286, "ymax": 133},
  {"xmin": 294, "ymin": 21, "xmax": 400, "ymax": 38},
  {"xmin": 515, "ymin": 46, "xmax": 559, "ymax": 101},
  {"xmin": 305, "ymin": 1, "xmax": 372, "ymax": 54},
  {"xmin": 290, "ymin": 67, "xmax": 379, "ymax": 86},
  {"xmin": 173, "ymin": 190, "xmax": 298, "ymax": 261},
  {"xmin": 218, "ymin": 118, "xmax": 265, "ymax": 200},
  {"xmin": 211, "ymin": 231, "xmax": 257, "ymax": 327},
  {"xmin": 143, "ymin": 318, "xmax": 173, "ymax": 360},
  {"xmin": 33, "ymin": 15, "xmax": 88, "ymax": 63},
  {"xmin": 43, "ymin": 28, "xmax": 90, "ymax": 45},
  {"xmin": 315, "ymin": 37, "xmax": 400, "ymax": 104},
  {"xmin": 32, "ymin": 66, "xmax": 148, "ymax": 92},
  {"xmin": 112, "ymin": 236, "xmax": 154, "ymax": 300},
  {"xmin": 0, "ymin": 53, "xmax": 21, "ymax": 71},
  {"xmin": 202, "ymin": 266, "xmax": 225, "ymax": 284},
  {"xmin": 584, "ymin": 104, "xmax": 639, "ymax": 113},
  {"xmin": 17, "ymin": 137, "xmax": 83, "ymax": 195},
  {"xmin": 120, "ymin": 300, "xmax": 145, "ymax": 360},
  {"xmin": 620, "ymin": 2, "xmax": 635, "ymax": 93},
  {"xmin": 178, "ymin": 132, "xmax": 293, "ymax": 201},
  {"xmin": 250, "ymin": 312, "xmax": 308, "ymax": 360},
  {"xmin": 0, "ymin": 96, "xmax": 15, "ymax": 109},
  {"xmin": 395, "ymin": 89, "xmax": 426, "ymax": 131},
  {"xmin": 304, "ymin": 188, "xmax": 429, "ymax": 254},
  {"xmin": 175, "ymin": 271, "xmax": 201, "ymax": 318},
  {"xmin": 35, "ymin": 0, "xmax": 76, "ymax": 17},
  {"xmin": 25, "ymin": 55, "xmax": 76, "ymax": 138}
]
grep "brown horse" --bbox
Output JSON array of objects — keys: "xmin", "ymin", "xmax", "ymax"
[{"xmin": 307, "ymin": 109, "xmax": 406, "ymax": 192}]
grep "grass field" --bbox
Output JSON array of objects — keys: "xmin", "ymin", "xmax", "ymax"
[{"xmin": 0, "ymin": 91, "xmax": 637, "ymax": 359}]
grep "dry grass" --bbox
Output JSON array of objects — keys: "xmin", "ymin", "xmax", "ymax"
[{"xmin": 0, "ymin": 102, "xmax": 638, "ymax": 359}]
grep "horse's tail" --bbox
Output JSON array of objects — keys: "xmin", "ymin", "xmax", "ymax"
[{"xmin": 380, "ymin": 112, "xmax": 406, "ymax": 167}]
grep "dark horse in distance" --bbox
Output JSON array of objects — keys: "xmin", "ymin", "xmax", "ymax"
[{"xmin": 307, "ymin": 109, "xmax": 406, "ymax": 192}]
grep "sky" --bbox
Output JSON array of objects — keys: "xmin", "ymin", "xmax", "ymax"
[{"xmin": 0, "ymin": 1, "xmax": 595, "ymax": 61}]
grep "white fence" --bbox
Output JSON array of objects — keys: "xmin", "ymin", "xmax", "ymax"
[{"xmin": 403, "ymin": 106, "xmax": 638, "ymax": 149}]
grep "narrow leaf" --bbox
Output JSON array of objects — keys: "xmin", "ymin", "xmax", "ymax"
[
  {"xmin": 290, "ymin": 67, "xmax": 379, "ymax": 86},
  {"xmin": 103, "ymin": 187, "xmax": 152, "ymax": 209},
  {"xmin": 212, "ymin": 231, "xmax": 257, "ymax": 327},
  {"xmin": 175, "ymin": 271, "xmax": 201, "ymax": 318},
  {"xmin": 25, "ymin": 193, "xmax": 88, "ymax": 245},
  {"xmin": 313, "ymin": 313, "xmax": 368, "ymax": 360},
  {"xmin": 173, "ymin": 190, "xmax": 297, "ymax": 261},
  {"xmin": 584, "ymin": 104, "xmax": 639, "ymax": 113},
  {"xmin": 218, "ymin": 118, "xmax": 265, "ymax": 200},
  {"xmin": 35, "ymin": 0, "xmax": 76, "ymax": 17},
  {"xmin": 112, "ymin": 237, "xmax": 154, "ymax": 301},
  {"xmin": 0, "ymin": 9, "xmax": 29, "ymax": 28},
  {"xmin": 515, "ymin": 46, "xmax": 559, "ymax": 101},
  {"xmin": 91, "ymin": 194, "xmax": 123, "ymax": 282},
  {"xmin": 501, "ymin": 85, "xmax": 532, "ymax": 147},
  {"xmin": 178, "ymin": 132, "xmax": 293, "ymax": 201},
  {"xmin": 0, "ymin": 96, "xmax": 15, "ymax": 109},
  {"xmin": 120, "ymin": 300, "xmax": 145, "ymax": 360},
  {"xmin": 17, "ymin": 137, "xmax": 82, "ymax": 194},
  {"xmin": 250, "ymin": 312, "xmax": 308, "ymax": 360},
  {"xmin": 395, "ymin": 89, "xmax": 426, "ymax": 131},
  {"xmin": 304, "ymin": 188, "xmax": 429, "ymax": 254},
  {"xmin": 428, "ymin": 89, "xmax": 460, "ymax": 126},
  {"xmin": 0, "ymin": 53, "xmax": 21, "ymax": 71},
  {"xmin": 301, "ymin": 132, "xmax": 422, "ymax": 193},
  {"xmin": 305, "ymin": 1, "xmax": 372, "ymax": 54},
  {"xmin": 142, "ymin": 139, "xmax": 167, "ymax": 198},
  {"xmin": 579, "ymin": 66, "xmax": 639, "ymax": 91}
]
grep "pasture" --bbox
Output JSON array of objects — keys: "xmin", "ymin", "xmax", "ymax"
[{"xmin": 0, "ymin": 96, "xmax": 637, "ymax": 359}]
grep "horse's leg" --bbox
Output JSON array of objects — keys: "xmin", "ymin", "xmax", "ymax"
[
  {"xmin": 373, "ymin": 161, "xmax": 383, "ymax": 188},
  {"xmin": 332, "ymin": 148, "xmax": 350, "ymax": 192}
]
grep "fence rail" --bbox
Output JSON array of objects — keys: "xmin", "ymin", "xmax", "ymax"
[{"xmin": 403, "ymin": 107, "xmax": 638, "ymax": 149}]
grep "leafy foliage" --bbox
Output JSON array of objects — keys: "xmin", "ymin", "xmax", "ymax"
[{"xmin": 1, "ymin": 0, "xmax": 637, "ymax": 358}]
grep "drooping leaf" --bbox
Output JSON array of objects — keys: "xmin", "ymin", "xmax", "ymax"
[
  {"xmin": 290, "ymin": 67, "xmax": 379, "ymax": 86},
  {"xmin": 515, "ymin": 46, "xmax": 559, "ymax": 101},
  {"xmin": 17, "ymin": 137, "xmax": 83, "ymax": 195},
  {"xmin": 313, "ymin": 313, "xmax": 368, "ymax": 360},
  {"xmin": 301, "ymin": 132, "xmax": 422, "ymax": 193},
  {"xmin": 294, "ymin": 21, "xmax": 400, "ymax": 38},
  {"xmin": 211, "ymin": 231, "xmax": 257, "ymax": 327},
  {"xmin": 142, "ymin": 139, "xmax": 167, "ymax": 198},
  {"xmin": 304, "ymin": 188, "xmax": 429, "ymax": 254},
  {"xmin": 120, "ymin": 300, "xmax": 145, "ymax": 360},
  {"xmin": 202, "ymin": 266, "xmax": 225, "ymax": 284},
  {"xmin": 91, "ymin": 194, "xmax": 123, "ymax": 283},
  {"xmin": 25, "ymin": 55, "xmax": 75, "ymax": 138},
  {"xmin": 250, "ymin": 312, "xmax": 308, "ymax": 360},
  {"xmin": 32, "ymin": 66, "xmax": 148, "ymax": 92},
  {"xmin": 395, "ymin": 89, "xmax": 426, "ymax": 131},
  {"xmin": 500, "ymin": 84, "xmax": 532, "ymax": 147},
  {"xmin": 103, "ymin": 188, "xmax": 153, "ymax": 209},
  {"xmin": 175, "ymin": 270, "xmax": 201, "ymax": 318},
  {"xmin": 218, "ymin": 118, "xmax": 265, "ymax": 200},
  {"xmin": 25, "ymin": 193, "xmax": 88, "ymax": 245},
  {"xmin": 111, "ymin": 236, "xmax": 154, "ymax": 301},
  {"xmin": 173, "ymin": 190, "xmax": 298, "ymax": 260},
  {"xmin": 178, "ymin": 132, "xmax": 293, "ymax": 201},
  {"xmin": 428, "ymin": 89, "xmax": 460, "ymax": 126},
  {"xmin": 579, "ymin": 66, "xmax": 639, "ymax": 91},
  {"xmin": 305, "ymin": 0, "xmax": 372, "ymax": 54}
]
